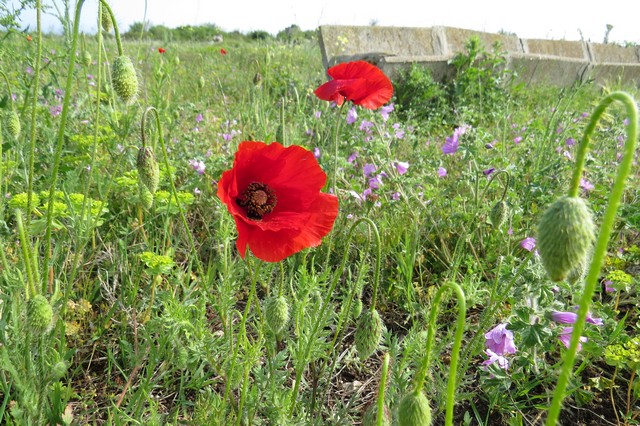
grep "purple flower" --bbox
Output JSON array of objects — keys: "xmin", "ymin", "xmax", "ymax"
[
  {"xmin": 188, "ymin": 159, "xmax": 206, "ymax": 175},
  {"xmin": 393, "ymin": 123, "xmax": 405, "ymax": 139},
  {"xmin": 313, "ymin": 147, "xmax": 321, "ymax": 159},
  {"xmin": 393, "ymin": 161, "xmax": 409, "ymax": 175},
  {"xmin": 363, "ymin": 163, "xmax": 377, "ymax": 177},
  {"xmin": 380, "ymin": 103, "xmax": 394, "ymax": 121},
  {"xmin": 579, "ymin": 178, "xmax": 594, "ymax": 191},
  {"xmin": 49, "ymin": 104, "xmax": 62, "ymax": 117},
  {"xmin": 359, "ymin": 120, "xmax": 374, "ymax": 132},
  {"xmin": 346, "ymin": 107, "xmax": 358, "ymax": 124},
  {"xmin": 442, "ymin": 136, "xmax": 459, "ymax": 154},
  {"xmin": 195, "ymin": 113, "xmax": 204, "ymax": 123},
  {"xmin": 347, "ymin": 152, "xmax": 359, "ymax": 164},
  {"xmin": 565, "ymin": 137, "xmax": 577, "ymax": 146},
  {"xmin": 551, "ymin": 311, "xmax": 578, "ymax": 324},
  {"xmin": 558, "ymin": 327, "xmax": 587, "ymax": 351},
  {"xmin": 368, "ymin": 175, "xmax": 383, "ymax": 189},
  {"xmin": 314, "ymin": 110, "xmax": 322, "ymax": 119},
  {"xmin": 485, "ymin": 323, "xmax": 517, "ymax": 355},
  {"xmin": 482, "ymin": 349, "xmax": 510, "ymax": 370},
  {"xmin": 520, "ymin": 237, "xmax": 536, "ymax": 252},
  {"xmin": 513, "ymin": 136, "xmax": 523, "ymax": 144},
  {"xmin": 25, "ymin": 66, "xmax": 34, "ymax": 75},
  {"xmin": 586, "ymin": 312, "xmax": 604, "ymax": 326},
  {"xmin": 437, "ymin": 167, "xmax": 447, "ymax": 177},
  {"xmin": 483, "ymin": 167, "xmax": 495, "ymax": 176},
  {"xmin": 194, "ymin": 187, "xmax": 201, "ymax": 196},
  {"xmin": 391, "ymin": 192, "xmax": 401, "ymax": 201},
  {"xmin": 604, "ymin": 280, "xmax": 615, "ymax": 293}
]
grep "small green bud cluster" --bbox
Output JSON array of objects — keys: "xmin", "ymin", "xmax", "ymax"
[{"xmin": 354, "ymin": 309, "xmax": 384, "ymax": 360}]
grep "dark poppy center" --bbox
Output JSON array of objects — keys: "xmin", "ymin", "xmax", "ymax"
[{"xmin": 236, "ymin": 182, "xmax": 277, "ymax": 220}]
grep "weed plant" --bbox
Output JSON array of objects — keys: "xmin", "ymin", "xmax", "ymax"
[{"xmin": 0, "ymin": 3, "xmax": 639, "ymax": 425}]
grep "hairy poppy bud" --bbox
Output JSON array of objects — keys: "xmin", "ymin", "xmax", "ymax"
[
  {"xmin": 354, "ymin": 309, "xmax": 383, "ymax": 360},
  {"xmin": 81, "ymin": 50, "xmax": 92, "ymax": 67},
  {"xmin": 489, "ymin": 200, "xmax": 509, "ymax": 228},
  {"xmin": 101, "ymin": 9, "xmax": 112, "ymax": 32},
  {"xmin": 397, "ymin": 391, "xmax": 432, "ymax": 426},
  {"xmin": 5, "ymin": 110, "xmax": 21, "ymax": 139},
  {"xmin": 264, "ymin": 295, "xmax": 289, "ymax": 335},
  {"xmin": 111, "ymin": 55, "xmax": 139, "ymax": 103},
  {"xmin": 51, "ymin": 360, "xmax": 69, "ymax": 379},
  {"xmin": 139, "ymin": 184, "xmax": 153, "ymax": 209},
  {"xmin": 253, "ymin": 72, "xmax": 263, "ymax": 86},
  {"xmin": 136, "ymin": 147, "xmax": 160, "ymax": 194},
  {"xmin": 362, "ymin": 402, "xmax": 391, "ymax": 426},
  {"xmin": 537, "ymin": 196, "xmax": 596, "ymax": 282},
  {"xmin": 27, "ymin": 294, "xmax": 53, "ymax": 332}
]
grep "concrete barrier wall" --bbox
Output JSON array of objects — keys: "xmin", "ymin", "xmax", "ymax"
[{"xmin": 319, "ymin": 25, "xmax": 640, "ymax": 87}]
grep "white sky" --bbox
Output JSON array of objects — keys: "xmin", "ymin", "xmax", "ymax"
[{"xmin": 15, "ymin": 0, "xmax": 640, "ymax": 43}]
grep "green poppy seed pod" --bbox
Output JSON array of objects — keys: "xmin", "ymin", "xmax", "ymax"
[
  {"xmin": 136, "ymin": 146, "xmax": 160, "ymax": 194},
  {"xmin": 198, "ymin": 76, "xmax": 205, "ymax": 89},
  {"xmin": 27, "ymin": 295, "xmax": 53, "ymax": 333},
  {"xmin": 354, "ymin": 309, "xmax": 383, "ymax": 360},
  {"xmin": 139, "ymin": 184, "xmax": 154, "ymax": 209},
  {"xmin": 173, "ymin": 56, "xmax": 180, "ymax": 66},
  {"xmin": 362, "ymin": 402, "xmax": 391, "ymax": 426},
  {"xmin": 264, "ymin": 295, "xmax": 290, "ymax": 335},
  {"xmin": 537, "ymin": 196, "xmax": 596, "ymax": 282},
  {"xmin": 5, "ymin": 110, "xmax": 21, "ymax": 139},
  {"xmin": 489, "ymin": 200, "xmax": 509, "ymax": 228},
  {"xmin": 111, "ymin": 55, "xmax": 139, "ymax": 104},
  {"xmin": 101, "ymin": 9, "xmax": 113, "ymax": 32},
  {"xmin": 81, "ymin": 50, "xmax": 92, "ymax": 67},
  {"xmin": 567, "ymin": 249, "xmax": 591, "ymax": 285},
  {"xmin": 397, "ymin": 391, "xmax": 433, "ymax": 426}
]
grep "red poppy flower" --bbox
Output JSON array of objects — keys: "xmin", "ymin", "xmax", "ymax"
[
  {"xmin": 26, "ymin": 35, "xmax": 33, "ymax": 42},
  {"xmin": 217, "ymin": 141, "xmax": 339, "ymax": 262},
  {"xmin": 158, "ymin": 47, "xmax": 166, "ymax": 53},
  {"xmin": 220, "ymin": 48, "xmax": 227, "ymax": 55},
  {"xmin": 314, "ymin": 60, "xmax": 393, "ymax": 110}
]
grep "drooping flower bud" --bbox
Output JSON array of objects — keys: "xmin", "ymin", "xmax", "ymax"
[
  {"xmin": 139, "ymin": 184, "xmax": 154, "ymax": 209},
  {"xmin": 362, "ymin": 402, "xmax": 391, "ymax": 426},
  {"xmin": 81, "ymin": 50, "xmax": 92, "ymax": 67},
  {"xmin": 537, "ymin": 196, "xmax": 596, "ymax": 282},
  {"xmin": 101, "ymin": 8, "xmax": 113, "ymax": 32},
  {"xmin": 396, "ymin": 391, "xmax": 432, "ymax": 426},
  {"xmin": 489, "ymin": 200, "xmax": 509, "ymax": 228},
  {"xmin": 198, "ymin": 76, "xmax": 205, "ymax": 89},
  {"xmin": 27, "ymin": 294, "xmax": 53, "ymax": 333},
  {"xmin": 352, "ymin": 296, "xmax": 363, "ymax": 319},
  {"xmin": 354, "ymin": 308, "xmax": 383, "ymax": 360},
  {"xmin": 111, "ymin": 55, "xmax": 139, "ymax": 103},
  {"xmin": 5, "ymin": 110, "xmax": 21, "ymax": 139},
  {"xmin": 136, "ymin": 146, "xmax": 160, "ymax": 194},
  {"xmin": 264, "ymin": 295, "xmax": 290, "ymax": 335}
]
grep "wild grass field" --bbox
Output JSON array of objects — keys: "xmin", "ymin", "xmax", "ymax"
[{"xmin": 1, "ymin": 3, "xmax": 639, "ymax": 425}]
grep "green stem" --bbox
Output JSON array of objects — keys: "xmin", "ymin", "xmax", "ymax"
[
  {"xmin": 413, "ymin": 281, "xmax": 467, "ymax": 426},
  {"xmin": 479, "ymin": 169, "xmax": 511, "ymax": 203},
  {"xmin": 546, "ymin": 91, "xmax": 638, "ymax": 425},
  {"xmin": 150, "ymin": 106, "xmax": 205, "ymax": 279},
  {"xmin": 288, "ymin": 217, "xmax": 379, "ymax": 416},
  {"xmin": 25, "ymin": 0, "xmax": 43, "ymax": 225},
  {"xmin": 98, "ymin": 0, "xmax": 123, "ymax": 56},
  {"xmin": 42, "ymin": 0, "xmax": 85, "ymax": 291},
  {"xmin": 377, "ymin": 352, "xmax": 390, "ymax": 426},
  {"xmin": 0, "ymin": 71, "xmax": 15, "ymax": 109},
  {"xmin": 15, "ymin": 210, "xmax": 37, "ymax": 298}
]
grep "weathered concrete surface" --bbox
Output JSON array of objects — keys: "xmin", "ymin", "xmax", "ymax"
[{"xmin": 318, "ymin": 25, "xmax": 640, "ymax": 87}]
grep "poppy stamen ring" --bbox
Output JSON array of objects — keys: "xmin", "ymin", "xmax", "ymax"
[{"xmin": 237, "ymin": 182, "xmax": 277, "ymax": 220}]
